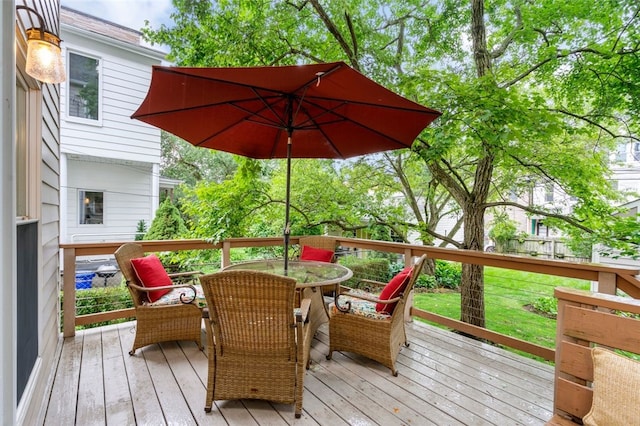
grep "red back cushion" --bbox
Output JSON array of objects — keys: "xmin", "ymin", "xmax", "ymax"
[
  {"xmin": 130, "ymin": 254, "xmax": 172, "ymax": 303},
  {"xmin": 376, "ymin": 266, "xmax": 413, "ymax": 314},
  {"xmin": 300, "ymin": 245, "xmax": 334, "ymax": 263}
]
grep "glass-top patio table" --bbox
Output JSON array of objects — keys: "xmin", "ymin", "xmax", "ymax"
[
  {"xmin": 223, "ymin": 260, "xmax": 353, "ymax": 336},
  {"xmin": 223, "ymin": 259, "xmax": 353, "ymax": 288}
]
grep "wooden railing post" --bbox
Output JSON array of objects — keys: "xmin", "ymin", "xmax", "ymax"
[
  {"xmin": 595, "ymin": 271, "xmax": 616, "ymax": 295},
  {"xmin": 62, "ymin": 247, "xmax": 77, "ymax": 337},
  {"xmin": 221, "ymin": 240, "xmax": 231, "ymax": 268},
  {"xmin": 404, "ymin": 248, "xmax": 416, "ymax": 322}
]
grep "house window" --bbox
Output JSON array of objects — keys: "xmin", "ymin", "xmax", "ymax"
[
  {"xmin": 80, "ymin": 190, "xmax": 104, "ymax": 224},
  {"xmin": 68, "ymin": 52, "xmax": 100, "ymax": 121},
  {"xmin": 633, "ymin": 143, "xmax": 640, "ymax": 162},
  {"xmin": 534, "ymin": 219, "xmax": 549, "ymax": 237},
  {"xmin": 544, "ymin": 183, "xmax": 554, "ymax": 203},
  {"xmin": 613, "ymin": 142, "xmax": 627, "ymax": 162}
]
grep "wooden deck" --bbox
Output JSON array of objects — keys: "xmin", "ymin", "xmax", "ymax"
[{"xmin": 43, "ymin": 320, "xmax": 554, "ymax": 425}]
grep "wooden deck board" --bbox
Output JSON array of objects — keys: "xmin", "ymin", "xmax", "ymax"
[
  {"xmin": 76, "ymin": 328, "xmax": 106, "ymax": 426},
  {"xmin": 43, "ymin": 320, "xmax": 554, "ymax": 425}
]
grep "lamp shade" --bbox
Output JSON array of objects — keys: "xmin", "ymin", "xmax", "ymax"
[{"xmin": 25, "ymin": 28, "xmax": 65, "ymax": 84}]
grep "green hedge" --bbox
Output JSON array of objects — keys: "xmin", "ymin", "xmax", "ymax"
[
  {"xmin": 61, "ymin": 285, "xmax": 134, "ymax": 330},
  {"xmin": 338, "ymin": 257, "xmax": 390, "ymax": 288}
]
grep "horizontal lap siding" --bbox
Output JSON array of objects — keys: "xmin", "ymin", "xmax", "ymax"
[
  {"xmin": 66, "ymin": 160, "xmax": 153, "ymax": 240},
  {"xmin": 60, "ymin": 30, "xmax": 162, "ymax": 165}
]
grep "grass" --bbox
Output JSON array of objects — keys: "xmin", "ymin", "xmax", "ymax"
[{"xmin": 412, "ymin": 266, "xmax": 591, "ymax": 358}]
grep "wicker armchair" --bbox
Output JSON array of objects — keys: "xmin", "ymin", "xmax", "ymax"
[
  {"xmin": 298, "ymin": 235, "xmax": 337, "ymax": 262},
  {"xmin": 199, "ymin": 270, "xmax": 310, "ymax": 418},
  {"xmin": 326, "ymin": 254, "xmax": 427, "ymax": 376},
  {"xmin": 297, "ymin": 235, "xmax": 339, "ymax": 338},
  {"xmin": 114, "ymin": 243, "xmax": 205, "ymax": 355}
]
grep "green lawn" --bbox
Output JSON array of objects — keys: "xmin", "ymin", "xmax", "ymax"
[{"xmin": 412, "ymin": 266, "xmax": 591, "ymax": 356}]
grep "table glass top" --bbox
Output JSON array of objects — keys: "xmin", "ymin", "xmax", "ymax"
[{"xmin": 223, "ymin": 260, "xmax": 352, "ymax": 286}]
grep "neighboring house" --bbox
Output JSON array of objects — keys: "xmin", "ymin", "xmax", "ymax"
[
  {"xmin": 592, "ymin": 197, "xmax": 640, "ymax": 271},
  {"xmin": 59, "ymin": 6, "xmax": 166, "ymax": 244},
  {"xmin": 505, "ymin": 140, "xmax": 640, "ymax": 241},
  {"xmin": 3, "ymin": 1, "xmax": 62, "ymax": 424},
  {"xmin": 609, "ymin": 140, "xmax": 640, "ymax": 197}
]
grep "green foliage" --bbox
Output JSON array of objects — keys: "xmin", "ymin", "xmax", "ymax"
[
  {"xmin": 489, "ymin": 213, "xmax": 526, "ymax": 253},
  {"xmin": 145, "ymin": 198, "xmax": 188, "ymax": 240},
  {"xmin": 160, "ymin": 133, "xmax": 237, "ymax": 187},
  {"xmin": 338, "ymin": 257, "xmax": 390, "ymax": 288},
  {"xmin": 64, "ymin": 286, "xmax": 134, "ymax": 330},
  {"xmin": 134, "ymin": 220, "xmax": 147, "ymax": 241},
  {"xmin": 181, "ymin": 161, "xmax": 269, "ymax": 243},
  {"xmin": 434, "ymin": 260, "xmax": 462, "ymax": 290},
  {"xmin": 414, "ymin": 274, "xmax": 438, "ymax": 290},
  {"xmin": 142, "ymin": 0, "xmax": 640, "ymax": 326},
  {"xmin": 595, "ymin": 214, "xmax": 640, "ymax": 259},
  {"xmin": 531, "ymin": 296, "xmax": 557, "ymax": 318},
  {"xmin": 389, "ymin": 259, "xmax": 460, "ymax": 290}
]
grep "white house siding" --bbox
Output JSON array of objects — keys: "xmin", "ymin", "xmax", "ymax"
[
  {"xmin": 66, "ymin": 157, "xmax": 154, "ymax": 242},
  {"xmin": 4, "ymin": 1, "xmax": 63, "ymax": 425},
  {"xmin": 59, "ymin": 7, "xmax": 165, "ymax": 244}
]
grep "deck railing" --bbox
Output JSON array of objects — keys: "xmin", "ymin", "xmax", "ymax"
[{"xmin": 60, "ymin": 237, "xmax": 640, "ymax": 361}]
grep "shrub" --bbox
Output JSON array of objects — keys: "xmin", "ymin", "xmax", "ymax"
[
  {"xmin": 62, "ymin": 285, "xmax": 134, "ymax": 330},
  {"xmin": 338, "ymin": 256, "xmax": 390, "ymax": 289},
  {"xmin": 414, "ymin": 274, "xmax": 438, "ymax": 290},
  {"xmin": 531, "ymin": 296, "xmax": 557, "ymax": 318},
  {"xmin": 434, "ymin": 260, "xmax": 461, "ymax": 289},
  {"xmin": 134, "ymin": 219, "xmax": 147, "ymax": 241}
]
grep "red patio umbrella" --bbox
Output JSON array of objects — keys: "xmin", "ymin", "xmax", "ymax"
[{"xmin": 132, "ymin": 61, "xmax": 441, "ymax": 270}]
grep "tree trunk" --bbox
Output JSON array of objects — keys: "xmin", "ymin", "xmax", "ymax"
[
  {"xmin": 456, "ymin": 0, "xmax": 493, "ymax": 328},
  {"xmin": 460, "ymin": 202, "xmax": 486, "ymax": 327}
]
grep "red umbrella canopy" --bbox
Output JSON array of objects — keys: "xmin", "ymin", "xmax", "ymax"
[{"xmin": 131, "ymin": 61, "xmax": 441, "ymax": 159}]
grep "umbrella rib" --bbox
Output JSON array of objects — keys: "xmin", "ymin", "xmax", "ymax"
[{"xmin": 297, "ymin": 98, "xmax": 438, "ymax": 151}]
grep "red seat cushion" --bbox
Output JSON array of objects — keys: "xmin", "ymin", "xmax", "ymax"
[
  {"xmin": 130, "ymin": 254, "xmax": 172, "ymax": 303},
  {"xmin": 376, "ymin": 266, "xmax": 413, "ymax": 314},
  {"xmin": 300, "ymin": 245, "xmax": 334, "ymax": 263}
]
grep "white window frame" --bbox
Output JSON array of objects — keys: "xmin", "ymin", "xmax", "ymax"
[
  {"xmin": 79, "ymin": 190, "xmax": 104, "ymax": 225},
  {"xmin": 65, "ymin": 49, "xmax": 103, "ymax": 126}
]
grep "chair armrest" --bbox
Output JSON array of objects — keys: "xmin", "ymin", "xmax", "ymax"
[
  {"xmin": 126, "ymin": 281, "xmax": 199, "ymax": 304},
  {"xmin": 297, "ymin": 298, "xmax": 311, "ymax": 323}
]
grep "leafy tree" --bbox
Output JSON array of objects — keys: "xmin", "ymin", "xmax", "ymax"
[
  {"xmin": 160, "ymin": 132, "xmax": 237, "ymax": 186},
  {"xmin": 181, "ymin": 158, "xmax": 271, "ymax": 243},
  {"xmin": 144, "ymin": 0, "xmax": 640, "ymax": 326},
  {"xmin": 488, "ymin": 213, "xmax": 522, "ymax": 253},
  {"xmin": 134, "ymin": 220, "xmax": 147, "ymax": 241},
  {"xmin": 145, "ymin": 198, "xmax": 188, "ymax": 240}
]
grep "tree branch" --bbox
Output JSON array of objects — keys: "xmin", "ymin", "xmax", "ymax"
[
  {"xmin": 489, "ymin": 5, "xmax": 523, "ymax": 59},
  {"xmin": 550, "ymin": 109, "xmax": 640, "ymax": 142},
  {"xmin": 482, "ymin": 200, "xmax": 593, "ymax": 233},
  {"xmin": 308, "ymin": 0, "xmax": 359, "ymax": 70},
  {"xmin": 502, "ymin": 45, "xmax": 640, "ymax": 88}
]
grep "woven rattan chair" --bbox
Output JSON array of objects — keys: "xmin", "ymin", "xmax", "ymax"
[
  {"xmin": 114, "ymin": 243, "xmax": 204, "ymax": 355},
  {"xmin": 200, "ymin": 270, "xmax": 310, "ymax": 418},
  {"xmin": 326, "ymin": 254, "xmax": 427, "ymax": 376},
  {"xmin": 298, "ymin": 235, "xmax": 337, "ymax": 261},
  {"xmin": 297, "ymin": 235, "xmax": 339, "ymax": 339}
]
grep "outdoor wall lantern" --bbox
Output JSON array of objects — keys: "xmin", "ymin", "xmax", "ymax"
[{"xmin": 16, "ymin": 5, "xmax": 65, "ymax": 84}]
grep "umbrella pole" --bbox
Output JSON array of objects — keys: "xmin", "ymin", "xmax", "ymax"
[{"xmin": 284, "ymin": 134, "xmax": 292, "ymax": 273}]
